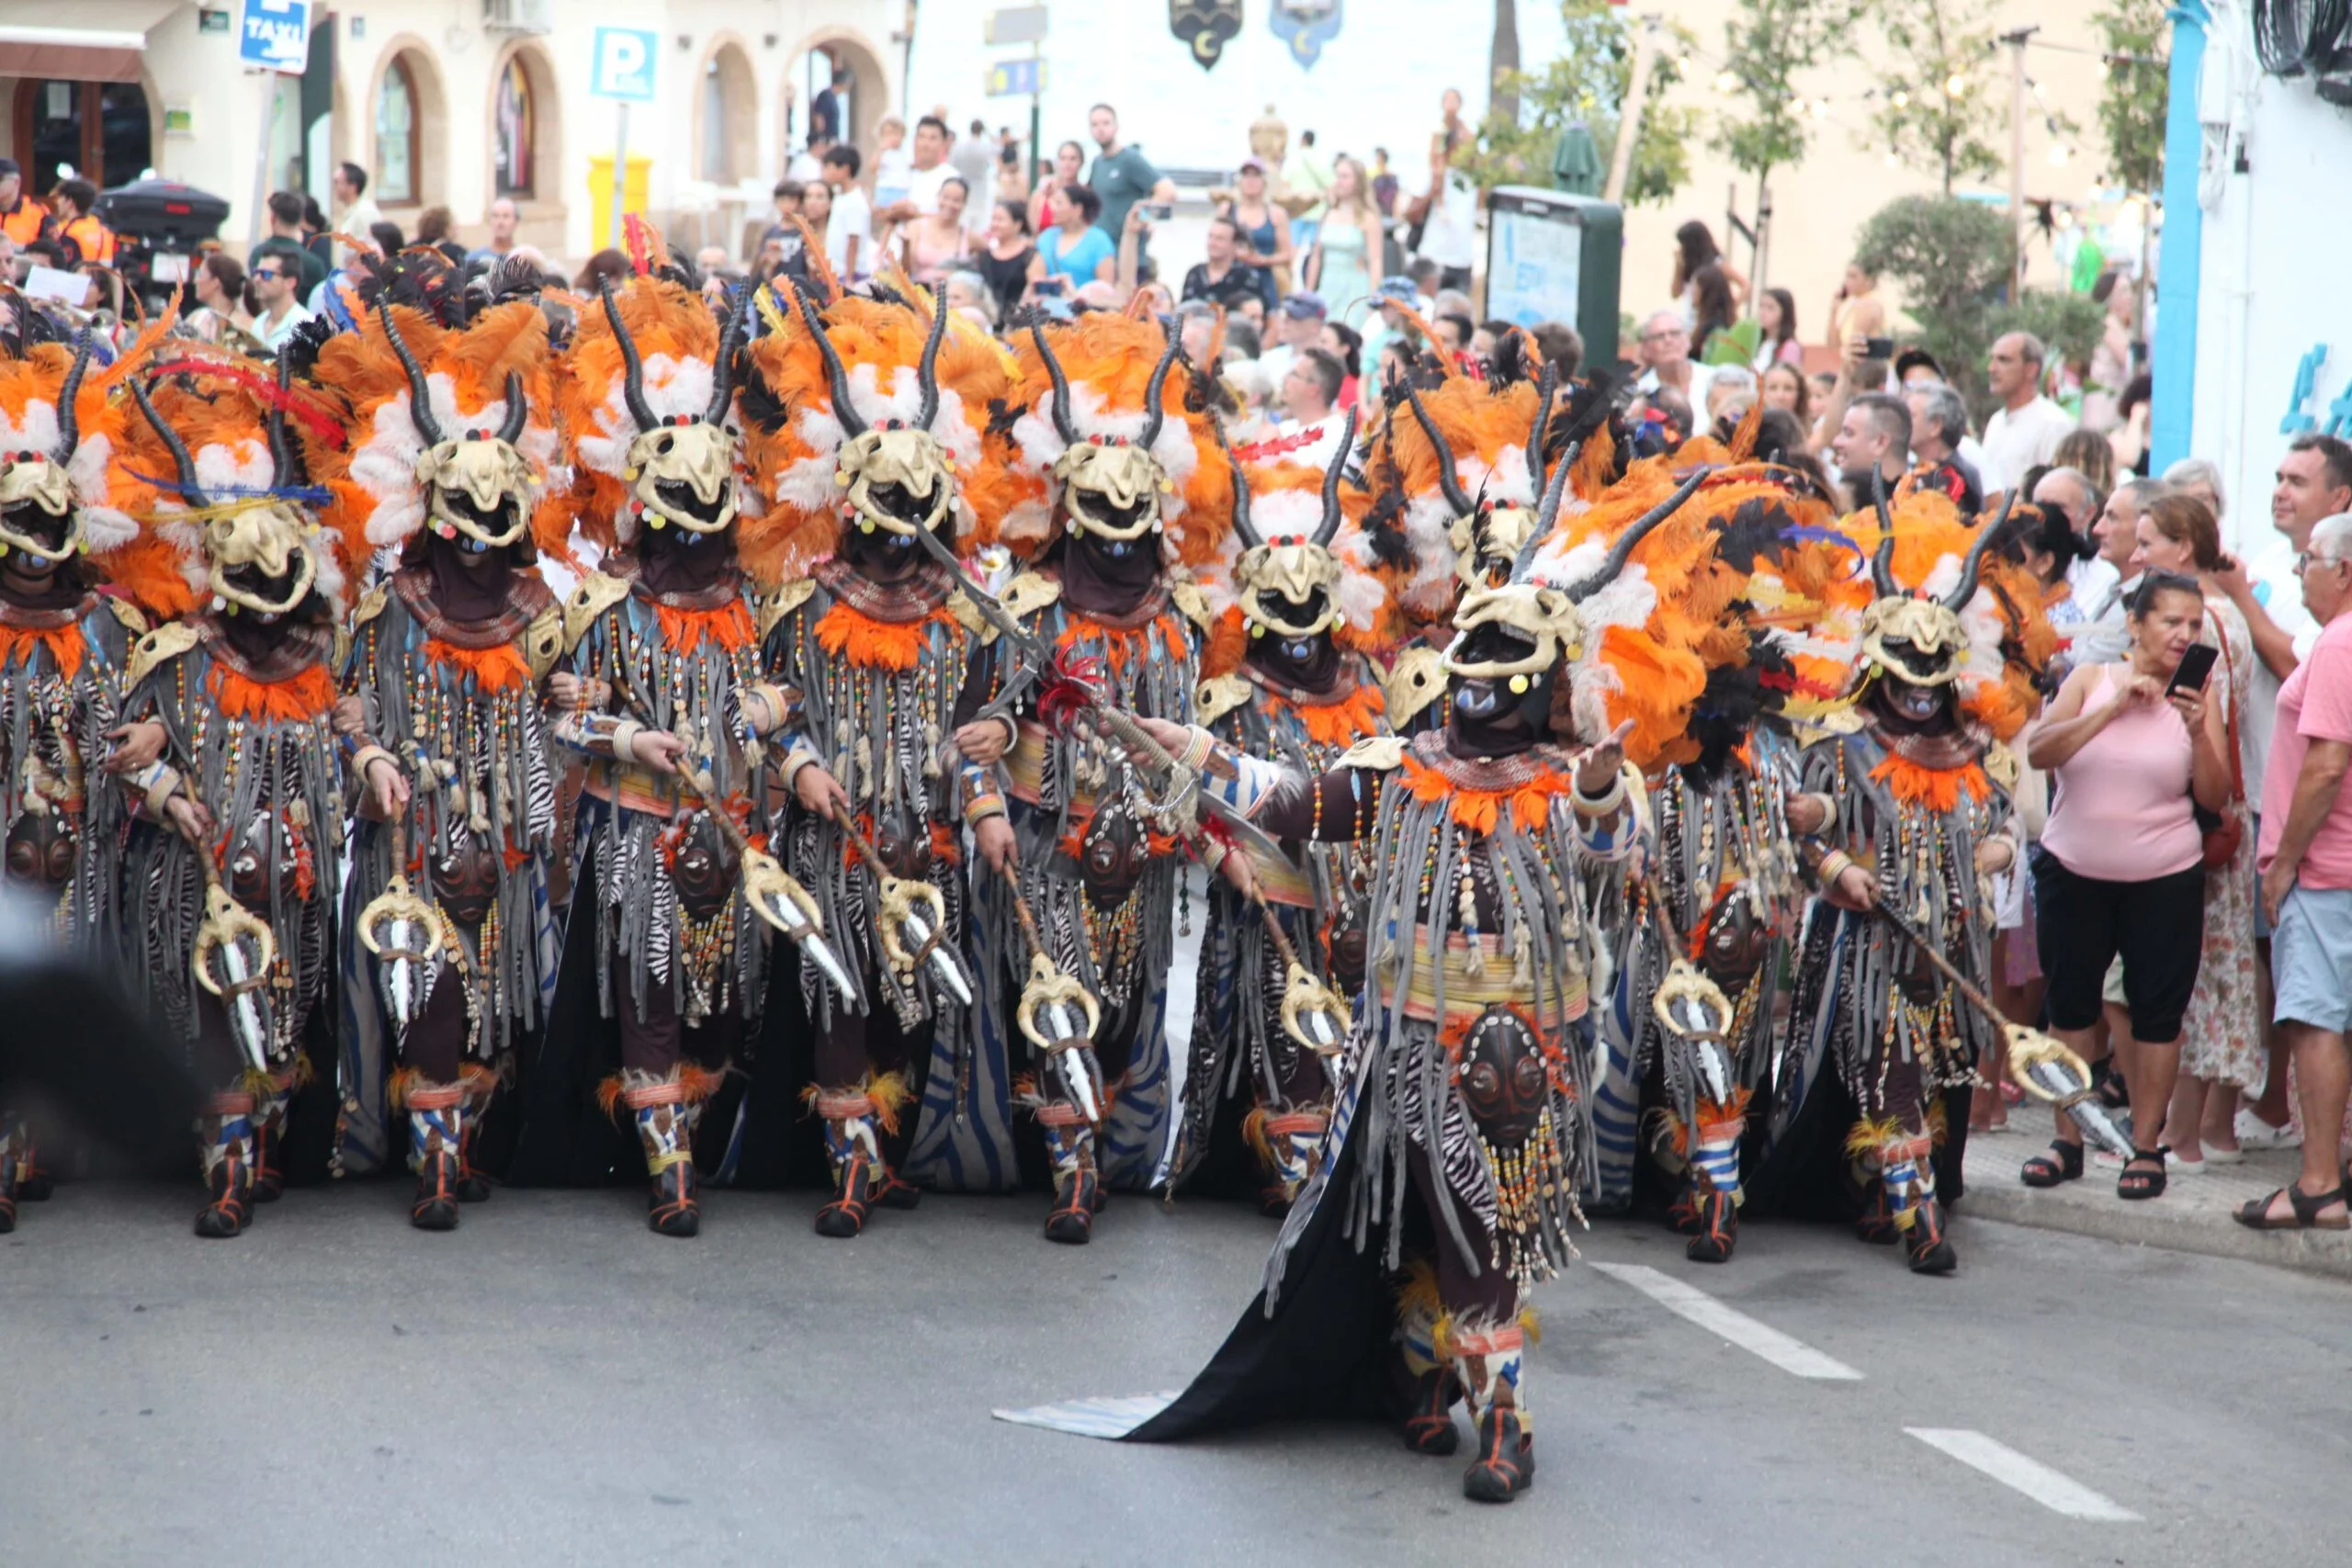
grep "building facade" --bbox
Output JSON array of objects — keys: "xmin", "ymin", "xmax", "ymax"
[{"xmin": 2, "ymin": 0, "xmax": 902, "ymax": 266}]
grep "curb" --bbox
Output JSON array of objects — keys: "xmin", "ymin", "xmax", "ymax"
[{"xmin": 1961, "ymin": 1140, "xmax": 2352, "ymax": 1281}]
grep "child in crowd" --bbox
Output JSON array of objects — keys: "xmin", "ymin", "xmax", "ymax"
[{"xmin": 873, "ymin": 117, "xmax": 912, "ymax": 211}]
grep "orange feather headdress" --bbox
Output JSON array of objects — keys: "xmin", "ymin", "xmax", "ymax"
[
  {"xmin": 309, "ymin": 299, "xmax": 556, "ymax": 551},
  {"xmin": 1361, "ymin": 373, "xmax": 1547, "ymax": 623},
  {"xmin": 0, "ymin": 310, "xmax": 180, "ymax": 560},
  {"xmin": 1198, "ymin": 412, "xmax": 1393, "ymax": 657},
  {"xmin": 999, "ymin": 312, "xmax": 1230, "ymax": 566},
  {"xmin": 736, "ymin": 284, "xmax": 1016, "ymax": 591}
]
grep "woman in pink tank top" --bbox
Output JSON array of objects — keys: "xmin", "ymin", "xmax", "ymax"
[{"xmin": 2020, "ymin": 572, "xmax": 2231, "ymax": 1202}]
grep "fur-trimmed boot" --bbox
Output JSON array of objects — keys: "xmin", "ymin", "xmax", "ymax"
[
  {"xmin": 249, "ymin": 1067, "xmax": 299, "ymax": 1203},
  {"xmin": 399, "ymin": 1078, "xmax": 466, "ymax": 1232},
  {"xmin": 609, "ymin": 1068, "xmax": 700, "ymax": 1237},
  {"xmin": 193, "ymin": 1092, "xmax": 257, "ymax": 1239},
  {"xmin": 1684, "ymin": 1100, "xmax": 1745, "ymax": 1264},
  {"xmin": 808, "ymin": 1071, "xmax": 916, "ymax": 1238},
  {"xmin": 1037, "ymin": 1103, "xmax": 1099, "ymax": 1245},
  {"xmin": 1449, "ymin": 1315, "xmax": 1536, "ymax": 1504},
  {"xmin": 1881, "ymin": 1126, "xmax": 1955, "ymax": 1274},
  {"xmin": 1394, "ymin": 1264, "xmax": 1462, "ymax": 1456},
  {"xmin": 1246, "ymin": 1102, "xmax": 1329, "ymax": 1218},
  {"xmin": 454, "ymin": 1063, "xmax": 500, "ymax": 1203}
]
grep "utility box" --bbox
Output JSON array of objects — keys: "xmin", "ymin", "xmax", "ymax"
[{"xmin": 1484, "ymin": 186, "xmax": 1622, "ymax": 368}]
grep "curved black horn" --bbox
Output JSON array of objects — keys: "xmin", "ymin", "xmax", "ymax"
[
  {"xmin": 1136, "ymin": 322, "xmax": 1181, "ymax": 451},
  {"xmin": 1029, "ymin": 321, "xmax": 1080, "ymax": 446},
  {"xmin": 1869, "ymin": 468, "xmax": 1897, "ymax": 596},
  {"xmin": 1943, "ymin": 487, "xmax": 2015, "ymax": 612},
  {"xmin": 1401, "ymin": 379, "xmax": 1476, "ymax": 519},
  {"xmin": 706, "ymin": 282, "xmax": 752, "ymax": 424},
  {"xmin": 1508, "ymin": 434, "xmax": 1579, "ymax": 584},
  {"xmin": 495, "ymin": 370, "xmax": 527, "ymax": 445},
  {"xmin": 914, "ymin": 286, "xmax": 949, "ymax": 431},
  {"xmin": 268, "ymin": 353, "xmax": 296, "ymax": 487},
  {"xmin": 790, "ymin": 279, "xmax": 866, "ymax": 439},
  {"xmin": 1561, "ymin": 468, "xmax": 1710, "ymax": 603},
  {"xmin": 1222, "ymin": 434, "xmax": 1260, "ymax": 552},
  {"xmin": 130, "ymin": 376, "xmax": 206, "ymax": 506},
  {"xmin": 597, "ymin": 278, "xmax": 660, "ymax": 433},
  {"xmin": 378, "ymin": 299, "xmax": 447, "ymax": 446},
  {"xmin": 1312, "ymin": 406, "xmax": 1360, "ymax": 547},
  {"xmin": 1526, "ymin": 361, "xmax": 1558, "ymax": 498},
  {"xmin": 53, "ymin": 330, "xmax": 93, "ymax": 461}
]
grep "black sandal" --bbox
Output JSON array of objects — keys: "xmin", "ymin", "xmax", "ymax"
[
  {"xmin": 2233, "ymin": 1182, "xmax": 2351, "ymax": 1231},
  {"xmin": 2118, "ymin": 1146, "xmax": 2167, "ymax": 1201},
  {"xmin": 2019, "ymin": 1140, "xmax": 2084, "ymax": 1188}
]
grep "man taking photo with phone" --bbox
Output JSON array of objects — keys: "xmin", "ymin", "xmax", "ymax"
[{"xmin": 1086, "ymin": 103, "xmax": 1175, "ymax": 268}]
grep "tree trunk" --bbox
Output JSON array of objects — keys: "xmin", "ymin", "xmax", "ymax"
[{"xmin": 1491, "ymin": 0, "xmax": 1521, "ymax": 121}]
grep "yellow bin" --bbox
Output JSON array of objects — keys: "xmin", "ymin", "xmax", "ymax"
[{"xmin": 588, "ymin": 152, "xmax": 652, "ymax": 250}]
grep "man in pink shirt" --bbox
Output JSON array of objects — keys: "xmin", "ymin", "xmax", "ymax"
[{"xmin": 2246, "ymin": 511, "xmax": 2352, "ymax": 1229}]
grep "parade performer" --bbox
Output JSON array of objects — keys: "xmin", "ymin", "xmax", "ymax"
[
  {"xmin": 1172, "ymin": 416, "xmax": 1391, "ymax": 1213},
  {"xmin": 515, "ymin": 260, "xmax": 814, "ymax": 1237},
  {"xmin": 315, "ymin": 288, "xmax": 564, "ymax": 1229},
  {"xmin": 1752, "ymin": 484, "xmax": 2048, "ymax": 1274},
  {"xmin": 1605, "ymin": 460, "xmax": 1864, "ymax": 1263},
  {"xmin": 1031, "ymin": 459, "xmax": 1707, "ymax": 1504},
  {"xmin": 931, "ymin": 310, "xmax": 1228, "ymax": 1239},
  {"xmin": 0, "ymin": 321, "xmax": 161, "ymax": 1230},
  {"xmin": 112, "ymin": 349, "xmax": 374, "ymax": 1237},
  {"xmin": 737, "ymin": 281, "xmax": 1013, "ymax": 1236}
]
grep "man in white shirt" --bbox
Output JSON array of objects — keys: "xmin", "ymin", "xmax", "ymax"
[
  {"xmin": 880, "ymin": 116, "xmax": 956, "ymax": 224},
  {"xmin": 1978, "ymin": 332, "xmax": 2074, "ymax": 495},
  {"xmin": 1274, "ymin": 348, "xmax": 1348, "ymax": 466},
  {"xmin": 1257, "ymin": 291, "xmax": 1325, "ymax": 393},
  {"xmin": 330, "ymin": 162, "xmax": 384, "ymax": 271},
  {"xmin": 1631, "ymin": 310, "xmax": 1714, "ymax": 411},
  {"xmin": 248, "ymin": 254, "xmax": 314, "ymax": 354},
  {"xmin": 820, "ymin": 145, "xmax": 873, "ymax": 278}
]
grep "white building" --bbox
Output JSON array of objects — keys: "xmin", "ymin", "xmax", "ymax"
[
  {"xmin": 2177, "ymin": 0, "xmax": 2351, "ymax": 552},
  {"xmin": 1, "ymin": 1, "xmax": 903, "ymax": 266}
]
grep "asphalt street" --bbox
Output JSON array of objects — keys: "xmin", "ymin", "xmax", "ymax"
[{"xmin": 4, "ymin": 1179, "xmax": 2346, "ymax": 1566}]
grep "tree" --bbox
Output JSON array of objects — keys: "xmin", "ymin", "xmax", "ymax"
[
  {"xmin": 1455, "ymin": 0, "xmax": 1701, "ymax": 206},
  {"xmin": 1713, "ymin": 0, "xmax": 1862, "ymax": 287},
  {"xmin": 1859, "ymin": 0, "xmax": 2006, "ymax": 195},
  {"xmin": 1491, "ymin": 0, "xmax": 1522, "ymax": 122},
  {"xmin": 1854, "ymin": 194, "xmax": 2014, "ymax": 413},
  {"xmin": 2094, "ymin": 0, "xmax": 2169, "ymax": 194}
]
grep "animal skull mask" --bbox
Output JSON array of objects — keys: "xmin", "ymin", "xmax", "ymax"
[
  {"xmin": 835, "ymin": 424, "xmax": 954, "ymax": 537},
  {"xmin": 0, "ymin": 452, "xmax": 76, "ymax": 565},
  {"xmin": 206, "ymin": 500, "xmax": 317, "ymax": 617},
  {"xmin": 624, "ymin": 419, "xmax": 739, "ymax": 536},
  {"xmin": 416, "ymin": 434, "xmax": 537, "ymax": 549}
]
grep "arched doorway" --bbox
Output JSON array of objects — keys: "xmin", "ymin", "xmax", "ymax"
[
  {"xmin": 784, "ymin": 31, "xmax": 888, "ymax": 165},
  {"xmin": 486, "ymin": 39, "xmax": 563, "ymax": 215},
  {"xmin": 696, "ymin": 39, "xmax": 758, "ymax": 185},
  {"xmin": 368, "ymin": 40, "xmax": 447, "ymax": 210}
]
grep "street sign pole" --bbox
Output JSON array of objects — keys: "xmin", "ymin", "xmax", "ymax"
[
  {"xmin": 238, "ymin": 0, "xmax": 311, "ymax": 247},
  {"xmin": 1029, "ymin": 38, "xmax": 1041, "ymax": 196},
  {"xmin": 612, "ymin": 100, "xmax": 629, "ymax": 250},
  {"xmin": 247, "ymin": 72, "xmax": 276, "ymax": 248}
]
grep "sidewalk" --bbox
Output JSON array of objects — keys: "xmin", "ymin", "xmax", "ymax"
[{"xmin": 1962, "ymin": 1125, "xmax": 2352, "ymax": 1280}]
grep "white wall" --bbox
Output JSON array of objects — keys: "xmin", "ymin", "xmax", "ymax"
[{"xmin": 2187, "ymin": 1, "xmax": 2352, "ymax": 555}]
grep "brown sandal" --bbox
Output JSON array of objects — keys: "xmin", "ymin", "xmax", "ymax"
[{"xmin": 2233, "ymin": 1182, "xmax": 2350, "ymax": 1231}]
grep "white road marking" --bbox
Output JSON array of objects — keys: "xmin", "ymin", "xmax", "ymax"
[
  {"xmin": 1589, "ymin": 1261, "xmax": 1864, "ymax": 1381},
  {"xmin": 1905, "ymin": 1428, "xmax": 2140, "ymax": 1521}
]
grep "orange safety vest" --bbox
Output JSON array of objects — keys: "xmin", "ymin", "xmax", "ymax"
[
  {"xmin": 61, "ymin": 214, "xmax": 115, "ymax": 266},
  {"xmin": 0, "ymin": 197, "xmax": 48, "ymax": 246}
]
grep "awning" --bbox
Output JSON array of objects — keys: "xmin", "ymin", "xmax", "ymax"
[{"xmin": 0, "ymin": 2, "xmax": 187, "ymax": 85}]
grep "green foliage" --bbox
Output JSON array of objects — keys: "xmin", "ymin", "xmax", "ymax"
[
  {"xmin": 2095, "ymin": 0, "xmax": 2169, "ymax": 192},
  {"xmin": 1854, "ymin": 194, "xmax": 2015, "ymax": 411},
  {"xmin": 1859, "ymin": 0, "xmax": 2007, "ymax": 195},
  {"xmin": 1712, "ymin": 0, "xmax": 1861, "ymax": 184},
  {"xmin": 1456, "ymin": 0, "xmax": 1700, "ymax": 206}
]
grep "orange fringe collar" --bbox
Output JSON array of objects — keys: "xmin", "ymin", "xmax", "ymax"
[
  {"xmin": 424, "ymin": 637, "xmax": 530, "ymax": 693},
  {"xmin": 814, "ymin": 601, "xmax": 955, "ymax": 673},
  {"xmin": 1272, "ymin": 682, "xmax": 1385, "ymax": 749},
  {"xmin": 210, "ymin": 660, "xmax": 334, "ymax": 724},
  {"xmin": 1398, "ymin": 750, "xmax": 1576, "ymax": 836},
  {"xmin": 1057, "ymin": 609, "xmax": 1188, "ymax": 682},
  {"xmin": 1869, "ymin": 751, "xmax": 1990, "ymax": 813},
  {"xmin": 653, "ymin": 598, "xmax": 753, "ymax": 655},
  {"xmin": 0, "ymin": 619, "xmax": 84, "ymax": 680}
]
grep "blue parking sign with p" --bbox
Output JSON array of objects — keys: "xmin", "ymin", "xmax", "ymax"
[{"xmin": 592, "ymin": 28, "xmax": 659, "ymax": 101}]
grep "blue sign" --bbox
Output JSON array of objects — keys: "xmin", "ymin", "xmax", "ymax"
[
  {"xmin": 238, "ymin": 0, "xmax": 311, "ymax": 73},
  {"xmin": 591, "ymin": 28, "xmax": 659, "ymax": 102},
  {"xmin": 985, "ymin": 58, "xmax": 1046, "ymax": 97},
  {"xmin": 1269, "ymin": 0, "xmax": 1344, "ymax": 69}
]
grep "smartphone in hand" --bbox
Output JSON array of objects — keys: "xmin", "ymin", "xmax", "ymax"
[{"xmin": 2166, "ymin": 642, "xmax": 2219, "ymax": 694}]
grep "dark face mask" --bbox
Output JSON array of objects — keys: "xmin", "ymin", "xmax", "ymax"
[
  {"xmin": 838, "ymin": 516, "xmax": 934, "ymax": 581},
  {"xmin": 1444, "ymin": 624, "xmax": 1556, "ymax": 759},
  {"xmin": 1864, "ymin": 670, "xmax": 1955, "ymax": 736},
  {"xmin": 424, "ymin": 531, "xmax": 515, "ymax": 622},
  {"xmin": 636, "ymin": 520, "xmax": 739, "ymax": 597},
  {"xmin": 1455, "ymin": 1006, "xmax": 1552, "ymax": 1150},
  {"xmin": 1244, "ymin": 618, "xmax": 1340, "ymax": 691},
  {"xmin": 1057, "ymin": 527, "xmax": 1159, "ymax": 616}
]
